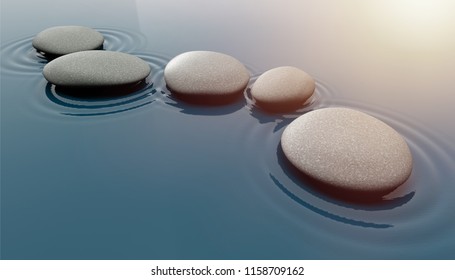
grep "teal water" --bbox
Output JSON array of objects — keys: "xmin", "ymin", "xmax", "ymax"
[{"xmin": 2, "ymin": 0, "xmax": 455, "ymax": 259}]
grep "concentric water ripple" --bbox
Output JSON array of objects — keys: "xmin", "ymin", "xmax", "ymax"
[
  {"xmin": 43, "ymin": 82, "xmax": 155, "ymax": 117},
  {"xmin": 242, "ymin": 92, "xmax": 455, "ymax": 250},
  {"xmin": 134, "ymin": 51, "xmax": 170, "ymax": 90},
  {"xmin": 4, "ymin": 30, "xmax": 453, "ymax": 250},
  {"xmin": 245, "ymin": 76, "xmax": 336, "ymax": 111},
  {"xmin": 1, "ymin": 36, "xmax": 47, "ymax": 76},
  {"xmin": 37, "ymin": 52, "xmax": 172, "ymax": 116},
  {"xmin": 1, "ymin": 28, "xmax": 149, "ymax": 76},
  {"xmin": 99, "ymin": 27, "xmax": 148, "ymax": 52},
  {"xmin": 244, "ymin": 76, "xmax": 336, "ymax": 132}
]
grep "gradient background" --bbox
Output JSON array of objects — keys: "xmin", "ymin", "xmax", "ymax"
[{"xmin": 1, "ymin": 0, "xmax": 455, "ymax": 259}]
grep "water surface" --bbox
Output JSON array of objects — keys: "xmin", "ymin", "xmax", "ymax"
[{"xmin": 1, "ymin": 0, "xmax": 455, "ymax": 259}]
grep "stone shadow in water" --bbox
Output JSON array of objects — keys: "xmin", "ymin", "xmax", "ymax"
[{"xmin": 275, "ymin": 142, "xmax": 415, "ymax": 210}]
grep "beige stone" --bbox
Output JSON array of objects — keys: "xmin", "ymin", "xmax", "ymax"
[
  {"xmin": 33, "ymin": 26, "xmax": 104, "ymax": 56},
  {"xmin": 43, "ymin": 51, "xmax": 150, "ymax": 87},
  {"xmin": 281, "ymin": 107, "xmax": 413, "ymax": 194},
  {"xmin": 251, "ymin": 66, "xmax": 315, "ymax": 112},
  {"xmin": 164, "ymin": 51, "xmax": 249, "ymax": 103}
]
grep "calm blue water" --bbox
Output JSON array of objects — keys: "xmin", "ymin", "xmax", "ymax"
[{"xmin": 2, "ymin": 0, "xmax": 455, "ymax": 259}]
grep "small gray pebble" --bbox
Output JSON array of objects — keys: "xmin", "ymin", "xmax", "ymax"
[
  {"xmin": 33, "ymin": 26, "xmax": 104, "ymax": 57},
  {"xmin": 164, "ymin": 51, "xmax": 250, "ymax": 103},
  {"xmin": 281, "ymin": 107, "xmax": 413, "ymax": 196},
  {"xmin": 43, "ymin": 51, "xmax": 151, "ymax": 87},
  {"xmin": 251, "ymin": 66, "xmax": 315, "ymax": 112}
]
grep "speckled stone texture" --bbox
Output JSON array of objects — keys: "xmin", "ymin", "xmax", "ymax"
[
  {"xmin": 281, "ymin": 107, "xmax": 413, "ymax": 196},
  {"xmin": 43, "ymin": 50, "xmax": 150, "ymax": 87},
  {"xmin": 164, "ymin": 51, "xmax": 250, "ymax": 104},
  {"xmin": 33, "ymin": 26, "xmax": 104, "ymax": 57},
  {"xmin": 251, "ymin": 66, "xmax": 315, "ymax": 112}
]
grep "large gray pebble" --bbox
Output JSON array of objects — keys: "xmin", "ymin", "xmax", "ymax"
[
  {"xmin": 281, "ymin": 107, "xmax": 413, "ymax": 196},
  {"xmin": 43, "ymin": 51, "xmax": 151, "ymax": 87},
  {"xmin": 164, "ymin": 51, "xmax": 250, "ymax": 103},
  {"xmin": 33, "ymin": 26, "xmax": 104, "ymax": 57}
]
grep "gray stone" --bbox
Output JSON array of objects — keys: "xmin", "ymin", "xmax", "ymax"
[
  {"xmin": 33, "ymin": 26, "xmax": 104, "ymax": 56},
  {"xmin": 251, "ymin": 66, "xmax": 315, "ymax": 112},
  {"xmin": 164, "ymin": 51, "xmax": 249, "ymax": 103},
  {"xmin": 281, "ymin": 107, "xmax": 413, "ymax": 195},
  {"xmin": 43, "ymin": 51, "xmax": 151, "ymax": 87}
]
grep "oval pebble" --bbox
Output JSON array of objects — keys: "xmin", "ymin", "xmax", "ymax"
[
  {"xmin": 251, "ymin": 66, "xmax": 315, "ymax": 113},
  {"xmin": 281, "ymin": 107, "xmax": 413, "ymax": 197},
  {"xmin": 164, "ymin": 51, "xmax": 250, "ymax": 104},
  {"xmin": 33, "ymin": 26, "xmax": 104, "ymax": 57},
  {"xmin": 43, "ymin": 50, "xmax": 151, "ymax": 87}
]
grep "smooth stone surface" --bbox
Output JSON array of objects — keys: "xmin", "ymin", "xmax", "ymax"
[
  {"xmin": 281, "ymin": 107, "xmax": 413, "ymax": 196},
  {"xmin": 164, "ymin": 51, "xmax": 250, "ymax": 103},
  {"xmin": 33, "ymin": 26, "xmax": 104, "ymax": 56},
  {"xmin": 251, "ymin": 66, "xmax": 315, "ymax": 112},
  {"xmin": 43, "ymin": 51, "xmax": 151, "ymax": 87}
]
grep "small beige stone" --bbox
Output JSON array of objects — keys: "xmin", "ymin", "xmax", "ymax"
[
  {"xmin": 33, "ymin": 26, "xmax": 104, "ymax": 57},
  {"xmin": 43, "ymin": 51, "xmax": 151, "ymax": 87},
  {"xmin": 281, "ymin": 107, "xmax": 413, "ymax": 195},
  {"xmin": 164, "ymin": 51, "xmax": 250, "ymax": 103},
  {"xmin": 251, "ymin": 66, "xmax": 315, "ymax": 112}
]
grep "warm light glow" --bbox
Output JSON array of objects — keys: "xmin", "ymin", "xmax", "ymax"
[
  {"xmin": 392, "ymin": 1, "xmax": 447, "ymax": 22},
  {"xmin": 365, "ymin": 0, "xmax": 455, "ymax": 51}
]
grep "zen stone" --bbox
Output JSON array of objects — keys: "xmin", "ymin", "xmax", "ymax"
[
  {"xmin": 33, "ymin": 26, "xmax": 104, "ymax": 57},
  {"xmin": 164, "ymin": 51, "xmax": 250, "ymax": 103},
  {"xmin": 43, "ymin": 51, "xmax": 151, "ymax": 87},
  {"xmin": 251, "ymin": 66, "xmax": 315, "ymax": 112},
  {"xmin": 281, "ymin": 107, "xmax": 413, "ymax": 196}
]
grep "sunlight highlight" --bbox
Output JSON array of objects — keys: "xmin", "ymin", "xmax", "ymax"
[{"xmin": 366, "ymin": 0, "xmax": 455, "ymax": 51}]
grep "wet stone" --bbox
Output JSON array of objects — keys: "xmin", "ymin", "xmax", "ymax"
[
  {"xmin": 251, "ymin": 66, "xmax": 315, "ymax": 113},
  {"xmin": 43, "ymin": 50, "xmax": 151, "ymax": 87},
  {"xmin": 33, "ymin": 26, "xmax": 104, "ymax": 57},
  {"xmin": 280, "ymin": 107, "xmax": 413, "ymax": 197},
  {"xmin": 164, "ymin": 51, "xmax": 250, "ymax": 104}
]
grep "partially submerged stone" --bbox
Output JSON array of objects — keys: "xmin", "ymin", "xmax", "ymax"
[
  {"xmin": 281, "ymin": 107, "xmax": 413, "ymax": 197},
  {"xmin": 251, "ymin": 66, "xmax": 315, "ymax": 113},
  {"xmin": 164, "ymin": 51, "xmax": 250, "ymax": 104},
  {"xmin": 33, "ymin": 26, "xmax": 104, "ymax": 57},
  {"xmin": 43, "ymin": 50, "xmax": 150, "ymax": 87}
]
